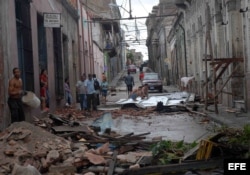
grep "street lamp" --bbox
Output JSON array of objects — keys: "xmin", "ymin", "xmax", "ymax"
[{"xmin": 109, "ymin": 1, "xmax": 133, "ymax": 19}]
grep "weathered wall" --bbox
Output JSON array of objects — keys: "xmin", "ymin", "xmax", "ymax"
[
  {"xmin": 0, "ymin": 0, "xmax": 79, "ymax": 129},
  {"xmin": 184, "ymin": 0, "xmax": 245, "ymax": 109},
  {"xmin": 0, "ymin": 0, "xmax": 20, "ymax": 128}
]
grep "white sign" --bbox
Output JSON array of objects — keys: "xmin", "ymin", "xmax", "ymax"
[{"xmin": 43, "ymin": 13, "xmax": 61, "ymax": 28}]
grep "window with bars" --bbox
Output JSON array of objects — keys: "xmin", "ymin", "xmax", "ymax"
[
  {"xmin": 53, "ymin": 28, "xmax": 64, "ymax": 99},
  {"xmin": 15, "ymin": 0, "xmax": 34, "ymax": 91},
  {"xmin": 37, "ymin": 14, "xmax": 47, "ymax": 70}
]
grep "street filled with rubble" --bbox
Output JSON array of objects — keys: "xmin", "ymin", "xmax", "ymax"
[{"xmin": 0, "ymin": 70, "xmax": 250, "ymax": 175}]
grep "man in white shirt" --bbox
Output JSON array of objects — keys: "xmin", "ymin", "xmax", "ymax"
[
  {"xmin": 85, "ymin": 74, "xmax": 96, "ymax": 111},
  {"xmin": 76, "ymin": 73, "xmax": 87, "ymax": 110}
]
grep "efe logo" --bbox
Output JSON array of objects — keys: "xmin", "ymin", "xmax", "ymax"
[
  {"xmin": 224, "ymin": 159, "xmax": 250, "ymax": 175},
  {"xmin": 228, "ymin": 163, "xmax": 246, "ymax": 170}
]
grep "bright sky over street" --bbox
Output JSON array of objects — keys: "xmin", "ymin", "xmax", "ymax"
[{"xmin": 116, "ymin": 0, "xmax": 159, "ymax": 60}]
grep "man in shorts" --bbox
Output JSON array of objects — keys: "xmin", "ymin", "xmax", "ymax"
[{"xmin": 124, "ymin": 72, "xmax": 134, "ymax": 97}]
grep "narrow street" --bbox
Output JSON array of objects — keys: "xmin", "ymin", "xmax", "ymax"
[
  {"xmin": 0, "ymin": 68, "xmax": 249, "ymax": 175},
  {"xmin": 1, "ymin": 0, "xmax": 250, "ymax": 174},
  {"xmin": 97, "ymin": 69, "xmax": 219, "ymax": 143}
]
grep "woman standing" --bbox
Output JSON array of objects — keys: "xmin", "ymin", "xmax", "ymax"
[{"xmin": 40, "ymin": 69, "xmax": 49, "ymax": 108}]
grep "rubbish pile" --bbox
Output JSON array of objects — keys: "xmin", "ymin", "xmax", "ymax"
[{"xmin": 0, "ymin": 107, "xmax": 249, "ymax": 175}]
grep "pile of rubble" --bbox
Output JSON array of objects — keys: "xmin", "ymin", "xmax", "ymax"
[
  {"xmin": 1, "ymin": 104, "xmax": 249, "ymax": 175},
  {"xmin": 0, "ymin": 113, "xmax": 153, "ymax": 175}
]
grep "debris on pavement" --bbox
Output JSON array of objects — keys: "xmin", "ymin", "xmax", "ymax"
[{"xmin": 1, "ymin": 90, "xmax": 250, "ymax": 174}]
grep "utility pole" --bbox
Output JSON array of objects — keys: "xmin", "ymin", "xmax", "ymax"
[
  {"xmin": 129, "ymin": 0, "xmax": 132, "ymax": 19},
  {"xmin": 204, "ymin": 3, "xmax": 218, "ymax": 113}
]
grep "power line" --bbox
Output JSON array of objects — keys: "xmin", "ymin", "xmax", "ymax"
[
  {"xmin": 137, "ymin": 0, "xmax": 150, "ymax": 14},
  {"xmin": 92, "ymin": 13, "xmax": 177, "ymax": 22}
]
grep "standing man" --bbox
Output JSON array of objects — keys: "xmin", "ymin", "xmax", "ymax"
[
  {"xmin": 85, "ymin": 74, "xmax": 96, "ymax": 111},
  {"xmin": 8, "ymin": 67, "xmax": 25, "ymax": 123},
  {"xmin": 64, "ymin": 77, "xmax": 72, "ymax": 106},
  {"xmin": 76, "ymin": 73, "xmax": 87, "ymax": 111},
  {"xmin": 93, "ymin": 74, "xmax": 101, "ymax": 106},
  {"xmin": 124, "ymin": 72, "xmax": 134, "ymax": 96}
]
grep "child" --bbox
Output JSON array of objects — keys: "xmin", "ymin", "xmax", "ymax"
[
  {"xmin": 101, "ymin": 78, "xmax": 108, "ymax": 103},
  {"xmin": 139, "ymin": 71, "xmax": 144, "ymax": 83}
]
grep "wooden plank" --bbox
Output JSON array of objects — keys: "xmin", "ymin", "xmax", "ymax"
[
  {"xmin": 214, "ymin": 62, "xmax": 230, "ymax": 83},
  {"xmin": 203, "ymin": 57, "xmax": 243, "ymax": 61},
  {"xmin": 120, "ymin": 159, "xmax": 223, "ymax": 175},
  {"xmin": 107, "ymin": 150, "xmax": 118, "ymax": 175},
  {"xmin": 51, "ymin": 125, "xmax": 91, "ymax": 133},
  {"xmin": 214, "ymin": 62, "xmax": 223, "ymax": 72},
  {"xmin": 215, "ymin": 64, "xmax": 241, "ymax": 98}
]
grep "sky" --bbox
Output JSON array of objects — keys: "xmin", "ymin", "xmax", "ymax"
[{"xmin": 115, "ymin": 0, "xmax": 160, "ymax": 61}]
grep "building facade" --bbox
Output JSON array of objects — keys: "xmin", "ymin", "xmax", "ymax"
[
  {"xmin": 145, "ymin": 0, "xmax": 250, "ymax": 111},
  {"xmin": 146, "ymin": 0, "xmax": 178, "ymax": 85},
  {"xmin": 0, "ymin": 0, "xmax": 80, "ymax": 129},
  {"xmin": 0, "ymin": 0, "xmax": 123, "ymax": 129}
]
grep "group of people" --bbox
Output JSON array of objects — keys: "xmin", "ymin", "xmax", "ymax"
[
  {"xmin": 75, "ymin": 73, "xmax": 109, "ymax": 112},
  {"xmin": 8, "ymin": 66, "xmax": 150, "ymax": 124}
]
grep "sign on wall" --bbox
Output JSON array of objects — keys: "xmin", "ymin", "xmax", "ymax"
[{"xmin": 43, "ymin": 13, "xmax": 61, "ymax": 28}]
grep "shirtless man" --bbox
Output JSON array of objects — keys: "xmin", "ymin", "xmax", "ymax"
[
  {"xmin": 8, "ymin": 68, "xmax": 25, "ymax": 123},
  {"xmin": 141, "ymin": 84, "xmax": 149, "ymax": 99},
  {"xmin": 129, "ymin": 86, "xmax": 143, "ymax": 101}
]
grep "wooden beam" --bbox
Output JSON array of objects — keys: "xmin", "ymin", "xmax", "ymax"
[
  {"xmin": 215, "ymin": 64, "xmax": 241, "ymax": 98},
  {"xmin": 203, "ymin": 58, "xmax": 244, "ymax": 62},
  {"xmin": 120, "ymin": 159, "xmax": 223, "ymax": 175},
  {"xmin": 214, "ymin": 63, "xmax": 223, "ymax": 72},
  {"xmin": 107, "ymin": 150, "xmax": 118, "ymax": 175},
  {"xmin": 214, "ymin": 62, "xmax": 230, "ymax": 83}
]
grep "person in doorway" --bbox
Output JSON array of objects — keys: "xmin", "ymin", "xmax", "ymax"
[
  {"xmin": 85, "ymin": 74, "xmax": 96, "ymax": 111},
  {"xmin": 76, "ymin": 73, "xmax": 87, "ymax": 110},
  {"xmin": 124, "ymin": 71, "xmax": 134, "ymax": 97},
  {"xmin": 40, "ymin": 69, "xmax": 49, "ymax": 108},
  {"xmin": 40, "ymin": 82, "xmax": 48, "ymax": 112},
  {"xmin": 64, "ymin": 77, "xmax": 72, "ymax": 107},
  {"xmin": 101, "ymin": 77, "xmax": 109, "ymax": 103},
  {"xmin": 8, "ymin": 67, "xmax": 25, "ymax": 123}
]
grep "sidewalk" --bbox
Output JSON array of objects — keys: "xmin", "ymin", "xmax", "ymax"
[{"xmin": 107, "ymin": 71, "xmax": 250, "ymax": 129}]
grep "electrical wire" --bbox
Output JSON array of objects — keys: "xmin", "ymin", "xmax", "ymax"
[{"xmin": 137, "ymin": 0, "xmax": 150, "ymax": 14}]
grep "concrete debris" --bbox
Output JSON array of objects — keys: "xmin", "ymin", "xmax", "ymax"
[
  {"xmin": 12, "ymin": 164, "xmax": 41, "ymax": 175},
  {"xmin": 0, "ymin": 95, "xmax": 246, "ymax": 175}
]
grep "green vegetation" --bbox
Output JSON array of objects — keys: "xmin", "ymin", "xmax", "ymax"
[
  {"xmin": 126, "ymin": 52, "xmax": 134, "ymax": 63},
  {"xmin": 150, "ymin": 140, "xmax": 198, "ymax": 165},
  {"xmin": 217, "ymin": 124, "xmax": 250, "ymax": 158}
]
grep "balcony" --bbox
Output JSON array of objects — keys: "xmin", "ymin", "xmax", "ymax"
[
  {"xmin": 62, "ymin": 0, "xmax": 79, "ymax": 20},
  {"xmin": 175, "ymin": 0, "xmax": 191, "ymax": 10}
]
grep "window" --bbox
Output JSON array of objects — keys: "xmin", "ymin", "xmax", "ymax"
[
  {"xmin": 37, "ymin": 14, "xmax": 47, "ymax": 70},
  {"xmin": 15, "ymin": 0, "xmax": 34, "ymax": 91},
  {"xmin": 53, "ymin": 28, "xmax": 64, "ymax": 99}
]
